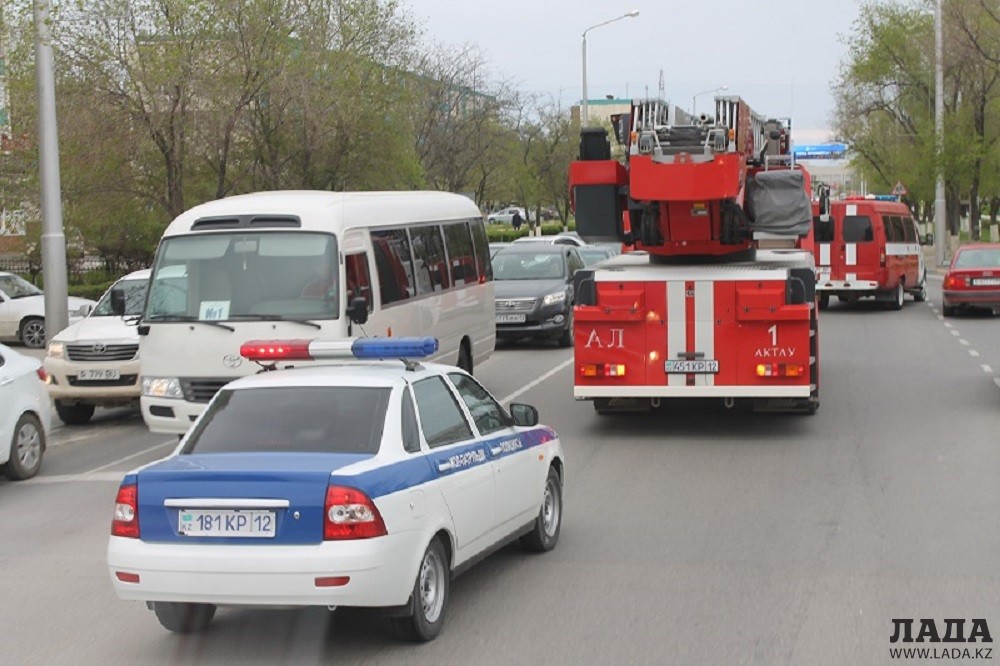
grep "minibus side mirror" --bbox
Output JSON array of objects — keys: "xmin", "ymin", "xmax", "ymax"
[
  {"xmin": 922, "ymin": 233, "xmax": 934, "ymax": 246},
  {"xmin": 110, "ymin": 287, "xmax": 126, "ymax": 316},
  {"xmin": 348, "ymin": 295, "xmax": 369, "ymax": 325},
  {"xmin": 509, "ymin": 403, "xmax": 539, "ymax": 427}
]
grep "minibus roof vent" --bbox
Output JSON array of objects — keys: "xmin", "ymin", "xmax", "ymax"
[{"xmin": 191, "ymin": 215, "xmax": 301, "ymax": 230}]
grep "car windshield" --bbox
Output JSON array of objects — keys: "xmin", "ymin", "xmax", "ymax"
[
  {"xmin": 145, "ymin": 231, "xmax": 338, "ymax": 322},
  {"xmin": 954, "ymin": 248, "xmax": 1000, "ymax": 268},
  {"xmin": 493, "ymin": 252, "xmax": 565, "ymax": 280},
  {"xmin": 182, "ymin": 386, "xmax": 391, "ymax": 454},
  {"xmin": 92, "ymin": 278, "xmax": 148, "ymax": 317},
  {"xmin": 0, "ymin": 274, "xmax": 42, "ymax": 299}
]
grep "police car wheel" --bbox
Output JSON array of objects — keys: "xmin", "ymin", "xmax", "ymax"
[
  {"xmin": 520, "ymin": 466, "xmax": 562, "ymax": 553},
  {"xmin": 392, "ymin": 538, "xmax": 449, "ymax": 642},
  {"xmin": 152, "ymin": 602, "xmax": 216, "ymax": 634}
]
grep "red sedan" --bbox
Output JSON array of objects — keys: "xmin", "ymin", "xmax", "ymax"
[{"xmin": 942, "ymin": 243, "xmax": 1000, "ymax": 316}]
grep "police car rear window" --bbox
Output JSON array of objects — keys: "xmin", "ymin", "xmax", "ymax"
[{"xmin": 181, "ymin": 387, "xmax": 390, "ymax": 454}]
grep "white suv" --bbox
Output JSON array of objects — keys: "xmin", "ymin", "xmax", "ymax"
[{"xmin": 44, "ymin": 270, "xmax": 149, "ymax": 425}]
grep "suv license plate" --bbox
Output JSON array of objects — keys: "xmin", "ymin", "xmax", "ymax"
[
  {"xmin": 77, "ymin": 368, "xmax": 121, "ymax": 381},
  {"xmin": 665, "ymin": 360, "xmax": 719, "ymax": 374},
  {"xmin": 496, "ymin": 314, "xmax": 526, "ymax": 324}
]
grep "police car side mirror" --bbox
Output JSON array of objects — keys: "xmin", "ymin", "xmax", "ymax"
[
  {"xmin": 509, "ymin": 403, "xmax": 538, "ymax": 427},
  {"xmin": 922, "ymin": 233, "xmax": 934, "ymax": 246},
  {"xmin": 110, "ymin": 287, "xmax": 126, "ymax": 317},
  {"xmin": 348, "ymin": 295, "xmax": 368, "ymax": 325}
]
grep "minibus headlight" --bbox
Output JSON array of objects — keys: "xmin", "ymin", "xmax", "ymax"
[{"xmin": 142, "ymin": 377, "xmax": 183, "ymax": 399}]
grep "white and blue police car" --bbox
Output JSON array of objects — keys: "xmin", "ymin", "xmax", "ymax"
[{"xmin": 107, "ymin": 337, "xmax": 565, "ymax": 641}]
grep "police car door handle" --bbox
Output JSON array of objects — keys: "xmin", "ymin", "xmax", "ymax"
[
  {"xmin": 490, "ymin": 446, "xmax": 503, "ymax": 455},
  {"xmin": 437, "ymin": 461, "xmax": 453, "ymax": 473}
]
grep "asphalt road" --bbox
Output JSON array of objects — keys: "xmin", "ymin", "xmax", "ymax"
[{"xmin": 2, "ymin": 277, "xmax": 998, "ymax": 665}]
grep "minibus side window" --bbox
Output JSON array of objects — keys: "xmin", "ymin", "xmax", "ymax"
[
  {"xmin": 469, "ymin": 219, "xmax": 494, "ymax": 281},
  {"xmin": 842, "ymin": 215, "xmax": 873, "ymax": 243},
  {"xmin": 345, "ymin": 252, "xmax": 373, "ymax": 312},
  {"xmin": 409, "ymin": 225, "xmax": 450, "ymax": 294},
  {"xmin": 371, "ymin": 229, "xmax": 416, "ymax": 305},
  {"xmin": 443, "ymin": 221, "xmax": 478, "ymax": 286}
]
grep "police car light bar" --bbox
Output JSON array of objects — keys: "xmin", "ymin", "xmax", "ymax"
[{"xmin": 240, "ymin": 337, "xmax": 439, "ymax": 362}]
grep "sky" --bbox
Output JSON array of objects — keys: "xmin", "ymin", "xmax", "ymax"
[{"xmin": 401, "ymin": 0, "xmax": 865, "ymax": 144}]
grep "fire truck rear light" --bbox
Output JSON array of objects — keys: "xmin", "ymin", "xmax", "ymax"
[
  {"xmin": 579, "ymin": 363, "xmax": 626, "ymax": 378},
  {"xmin": 240, "ymin": 340, "xmax": 313, "ymax": 361},
  {"xmin": 315, "ymin": 576, "xmax": 350, "ymax": 587},
  {"xmin": 756, "ymin": 363, "xmax": 804, "ymax": 378},
  {"xmin": 115, "ymin": 571, "xmax": 140, "ymax": 583}
]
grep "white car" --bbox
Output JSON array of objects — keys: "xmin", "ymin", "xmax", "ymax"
[
  {"xmin": 107, "ymin": 337, "xmax": 565, "ymax": 641},
  {"xmin": 511, "ymin": 234, "xmax": 587, "ymax": 247},
  {"xmin": 0, "ymin": 271, "xmax": 98, "ymax": 349},
  {"xmin": 45, "ymin": 270, "xmax": 149, "ymax": 425},
  {"xmin": 0, "ymin": 343, "xmax": 51, "ymax": 480},
  {"xmin": 487, "ymin": 207, "xmax": 531, "ymax": 225}
]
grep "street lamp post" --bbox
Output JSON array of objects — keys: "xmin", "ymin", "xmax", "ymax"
[
  {"xmin": 581, "ymin": 10, "xmax": 639, "ymax": 126},
  {"xmin": 692, "ymin": 85, "xmax": 728, "ymax": 116},
  {"xmin": 934, "ymin": 0, "xmax": 947, "ymax": 266},
  {"xmin": 34, "ymin": 0, "xmax": 69, "ymax": 340}
]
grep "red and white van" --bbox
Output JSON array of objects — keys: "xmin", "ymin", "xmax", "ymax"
[{"xmin": 812, "ymin": 196, "xmax": 931, "ymax": 310}]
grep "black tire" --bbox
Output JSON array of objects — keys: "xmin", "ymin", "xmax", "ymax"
[
  {"xmin": 19, "ymin": 317, "xmax": 45, "ymax": 349},
  {"xmin": 817, "ymin": 293, "xmax": 830, "ymax": 310},
  {"xmin": 391, "ymin": 538, "xmax": 449, "ymax": 642},
  {"xmin": 912, "ymin": 271, "xmax": 927, "ymax": 302},
  {"xmin": 457, "ymin": 343, "xmax": 473, "ymax": 375},
  {"xmin": 152, "ymin": 602, "xmax": 216, "ymax": 634},
  {"xmin": 520, "ymin": 466, "xmax": 562, "ymax": 553},
  {"xmin": 556, "ymin": 311, "xmax": 573, "ymax": 348},
  {"xmin": 943, "ymin": 305, "xmax": 957, "ymax": 317},
  {"xmin": 55, "ymin": 400, "xmax": 95, "ymax": 426},
  {"xmin": 4, "ymin": 413, "xmax": 45, "ymax": 481}
]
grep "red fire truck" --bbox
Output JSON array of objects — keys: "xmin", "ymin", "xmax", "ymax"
[{"xmin": 568, "ymin": 97, "xmax": 820, "ymax": 414}]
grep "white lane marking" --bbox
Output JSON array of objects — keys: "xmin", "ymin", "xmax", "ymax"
[
  {"xmin": 500, "ymin": 358, "xmax": 574, "ymax": 405},
  {"xmin": 970, "ymin": 350, "xmax": 981, "ymax": 357},
  {"xmin": 995, "ymin": 378, "xmax": 1000, "ymax": 390},
  {"xmin": 48, "ymin": 431, "xmax": 106, "ymax": 449},
  {"xmin": 936, "ymin": 316, "xmax": 944, "ymax": 321},
  {"xmin": 83, "ymin": 440, "xmax": 177, "ymax": 475},
  {"xmin": 950, "ymin": 330, "xmax": 960, "ymax": 336},
  {"xmin": 960, "ymin": 339, "xmax": 970, "ymax": 346},
  {"xmin": 24, "ymin": 472, "xmax": 124, "ymax": 485},
  {"xmin": 982, "ymin": 364, "xmax": 994, "ymax": 374},
  {"xmin": 943, "ymin": 322, "xmax": 953, "ymax": 328}
]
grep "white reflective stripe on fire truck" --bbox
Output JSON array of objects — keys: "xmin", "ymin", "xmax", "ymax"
[
  {"xmin": 666, "ymin": 282, "xmax": 686, "ymax": 387},
  {"xmin": 694, "ymin": 281, "xmax": 715, "ymax": 387},
  {"xmin": 845, "ymin": 243, "xmax": 857, "ymax": 266},
  {"xmin": 819, "ymin": 243, "xmax": 831, "ymax": 267}
]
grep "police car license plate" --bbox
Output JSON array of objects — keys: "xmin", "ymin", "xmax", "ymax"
[
  {"xmin": 178, "ymin": 509, "xmax": 276, "ymax": 538},
  {"xmin": 973, "ymin": 277, "xmax": 1000, "ymax": 286},
  {"xmin": 496, "ymin": 314, "xmax": 526, "ymax": 324},
  {"xmin": 665, "ymin": 360, "xmax": 719, "ymax": 374},
  {"xmin": 77, "ymin": 368, "xmax": 121, "ymax": 381}
]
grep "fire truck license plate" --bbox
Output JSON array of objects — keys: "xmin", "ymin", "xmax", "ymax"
[{"xmin": 665, "ymin": 360, "xmax": 719, "ymax": 374}]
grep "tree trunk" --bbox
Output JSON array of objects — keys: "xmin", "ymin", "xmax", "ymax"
[
  {"xmin": 946, "ymin": 183, "xmax": 961, "ymax": 236},
  {"xmin": 969, "ymin": 175, "xmax": 981, "ymax": 242}
]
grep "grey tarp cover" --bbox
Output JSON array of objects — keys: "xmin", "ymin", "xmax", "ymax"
[{"xmin": 746, "ymin": 170, "xmax": 812, "ymax": 236}]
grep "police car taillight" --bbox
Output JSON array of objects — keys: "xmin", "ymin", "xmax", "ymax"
[
  {"xmin": 111, "ymin": 483, "xmax": 139, "ymax": 538},
  {"xmin": 323, "ymin": 485, "xmax": 387, "ymax": 540}
]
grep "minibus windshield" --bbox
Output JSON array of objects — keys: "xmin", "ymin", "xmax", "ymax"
[{"xmin": 145, "ymin": 232, "xmax": 339, "ymax": 322}]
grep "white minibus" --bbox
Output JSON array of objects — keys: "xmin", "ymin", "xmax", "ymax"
[{"xmin": 138, "ymin": 190, "xmax": 495, "ymax": 435}]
